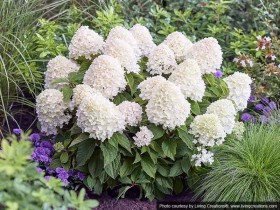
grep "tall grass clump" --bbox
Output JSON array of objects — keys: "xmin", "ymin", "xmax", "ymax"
[
  {"xmin": 0, "ymin": 0, "xmax": 69, "ymax": 134},
  {"xmin": 195, "ymin": 124, "xmax": 280, "ymax": 202}
]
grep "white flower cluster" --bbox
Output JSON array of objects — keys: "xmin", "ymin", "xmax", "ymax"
[
  {"xmin": 83, "ymin": 55, "xmax": 127, "ymax": 99},
  {"xmin": 224, "ymin": 72, "xmax": 252, "ymax": 111},
  {"xmin": 168, "ymin": 59, "xmax": 205, "ymax": 101},
  {"xmin": 72, "ymin": 84, "xmax": 98, "ymax": 106},
  {"xmin": 133, "ymin": 126, "xmax": 154, "ymax": 147},
  {"xmin": 103, "ymin": 38, "xmax": 140, "ymax": 73},
  {"xmin": 163, "ymin": 32, "xmax": 193, "ymax": 63},
  {"xmin": 69, "ymin": 26, "xmax": 104, "ymax": 59},
  {"xmin": 130, "ymin": 24, "xmax": 156, "ymax": 57},
  {"xmin": 118, "ymin": 101, "xmax": 142, "ymax": 126},
  {"xmin": 36, "ymin": 89, "xmax": 71, "ymax": 135},
  {"xmin": 191, "ymin": 149, "xmax": 214, "ymax": 167},
  {"xmin": 206, "ymin": 99, "xmax": 236, "ymax": 134},
  {"xmin": 232, "ymin": 121, "xmax": 245, "ymax": 140},
  {"xmin": 189, "ymin": 113, "xmax": 226, "ymax": 166},
  {"xmin": 143, "ymin": 77, "xmax": 191, "ymax": 130},
  {"xmin": 147, "ymin": 44, "xmax": 177, "ymax": 75},
  {"xmin": 190, "ymin": 113, "xmax": 226, "ymax": 147},
  {"xmin": 106, "ymin": 26, "xmax": 141, "ymax": 58},
  {"xmin": 44, "ymin": 55, "xmax": 80, "ymax": 89},
  {"xmin": 138, "ymin": 76, "xmax": 167, "ymax": 100},
  {"xmin": 76, "ymin": 93, "xmax": 125, "ymax": 141},
  {"xmin": 185, "ymin": 37, "xmax": 223, "ymax": 74}
]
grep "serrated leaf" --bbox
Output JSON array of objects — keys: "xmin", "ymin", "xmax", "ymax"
[
  {"xmin": 100, "ymin": 142, "xmax": 118, "ymax": 166},
  {"xmin": 76, "ymin": 139, "xmax": 95, "ymax": 166},
  {"xmin": 113, "ymin": 92, "xmax": 133, "ymax": 105},
  {"xmin": 69, "ymin": 133, "xmax": 89, "ymax": 147},
  {"xmin": 111, "ymin": 132, "xmax": 132, "ymax": 153},
  {"xmin": 62, "ymin": 87, "xmax": 73, "ymax": 102},
  {"xmin": 133, "ymin": 152, "xmax": 141, "ymax": 164},
  {"xmin": 104, "ymin": 154, "xmax": 121, "ymax": 179},
  {"xmin": 88, "ymin": 150, "xmax": 103, "ymax": 178},
  {"xmin": 162, "ymin": 140, "xmax": 177, "ymax": 160},
  {"xmin": 68, "ymin": 72, "xmax": 84, "ymax": 85},
  {"xmin": 157, "ymin": 164, "xmax": 170, "ymax": 177},
  {"xmin": 141, "ymin": 154, "xmax": 156, "ymax": 178},
  {"xmin": 169, "ymin": 161, "xmax": 183, "ymax": 177},
  {"xmin": 94, "ymin": 179, "xmax": 103, "ymax": 195},
  {"xmin": 190, "ymin": 100, "xmax": 200, "ymax": 115},
  {"xmin": 181, "ymin": 157, "xmax": 191, "ymax": 174},
  {"xmin": 60, "ymin": 152, "xmax": 69, "ymax": 164},
  {"xmin": 147, "ymin": 124, "xmax": 165, "ymax": 140},
  {"xmin": 177, "ymin": 126, "xmax": 194, "ymax": 150},
  {"xmin": 119, "ymin": 158, "xmax": 134, "ymax": 178}
]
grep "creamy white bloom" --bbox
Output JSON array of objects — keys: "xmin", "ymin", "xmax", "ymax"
[
  {"xmin": 130, "ymin": 24, "xmax": 156, "ymax": 57},
  {"xmin": 206, "ymin": 99, "xmax": 237, "ymax": 134},
  {"xmin": 44, "ymin": 55, "xmax": 80, "ymax": 89},
  {"xmin": 69, "ymin": 26, "xmax": 104, "ymax": 59},
  {"xmin": 138, "ymin": 76, "xmax": 167, "ymax": 100},
  {"xmin": 36, "ymin": 89, "xmax": 70, "ymax": 135},
  {"xmin": 103, "ymin": 38, "xmax": 140, "ymax": 73},
  {"xmin": 72, "ymin": 84, "xmax": 99, "ymax": 107},
  {"xmin": 163, "ymin": 32, "xmax": 193, "ymax": 63},
  {"xmin": 83, "ymin": 55, "xmax": 127, "ymax": 99},
  {"xmin": 168, "ymin": 59, "xmax": 205, "ymax": 101},
  {"xmin": 106, "ymin": 26, "xmax": 141, "ymax": 58},
  {"xmin": 133, "ymin": 126, "xmax": 154, "ymax": 147},
  {"xmin": 232, "ymin": 121, "xmax": 245, "ymax": 140},
  {"xmin": 223, "ymin": 72, "xmax": 252, "ymax": 111},
  {"xmin": 192, "ymin": 149, "xmax": 214, "ymax": 166},
  {"xmin": 147, "ymin": 44, "xmax": 177, "ymax": 75},
  {"xmin": 185, "ymin": 37, "xmax": 223, "ymax": 74},
  {"xmin": 189, "ymin": 113, "xmax": 226, "ymax": 147},
  {"xmin": 146, "ymin": 80, "xmax": 191, "ymax": 130},
  {"xmin": 118, "ymin": 101, "xmax": 142, "ymax": 126},
  {"xmin": 76, "ymin": 93, "xmax": 125, "ymax": 141}
]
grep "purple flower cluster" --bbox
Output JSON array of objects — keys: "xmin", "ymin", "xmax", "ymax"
[
  {"xmin": 28, "ymin": 132, "xmax": 85, "ymax": 184},
  {"xmin": 213, "ymin": 69, "xmax": 223, "ymax": 78},
  {"xmin": 241, "ymin": 97, "xmax": 278, "ymax": 123}
]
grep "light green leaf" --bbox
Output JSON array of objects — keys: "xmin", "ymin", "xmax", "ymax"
[
  {"xmin": 69, "ymin": 133, "xmax": 89, "ymax": 147},
  {"xmin": 147, "ymin": 124, "xmax": 165, "ymax": 140},
  {"xmin": 177, "ymin": 126, "xmax": 194, "ymax": 150},
  {"xmin": 162, "ymin": 140, "xmax": 177, "ymax": 160},
  {"xmin": 60, "ymin": 152, "xmax": 68, "ymax": 164}
]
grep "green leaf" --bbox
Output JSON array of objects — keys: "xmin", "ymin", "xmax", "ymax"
[
  {"xmin": 76, "ymin": 139, "xmax": 95, "ymax": 166},
  {"xmin": 181, "ymin": 157, "xmax": 191, "ymax": 174},
  {"xmin": 190, "ymin": 100, "xmax": 200, "ymax": 115},
  {"xmin": 119, "ymin": 158, "xmax": 135, "ymax": 178},
  {"xmin": 169, "ymin": 161, "xmax": 183, "ymax": 177},
  {"xmin": 141, "ymin": 154, "xmax": 156, "ymax": 178},
  {"xmin": 70, "ymin": 124, "xmax": 82, "ymax": 136},
  {"xmin": 94, "ymin": 179, "xmax": 103, "ymax": 195},
  {"xmin": 113, "ymin": 92, "xmax": 133, "ymax": 105},
  {"xmin": 147, "ymin": 124, "xmax": 165, "ymax": 140},
  {"xmin": 148, "ymin": 149, "xmax": 158, "ymax": 164},
  {"xmin": 100, "ymin": 142, "xmax": 118, "ymax": 166},
  {"xmin": 69, "ymin": 133, "xmax": 89, "ymax": 147},
  {"xmin": 60, "ymin": 152, "xmax": 69, "ymax": 164},
  {"xmin": 85, "ymin": 176, "xmax": 96, "ymax": 189},
  {"xmin": 104, "ymin": 154, "xmax": 121, "ymax": 179},
  {"xmin": 62, "ymin": 87, "xmax": 73, "ymax": 102},
  {"xmin": 157, "ymin": 164, "xmax": 170, "ymax": 177},
  {"xmin": 68, "ymin": 72, "xmax": 84, "ymax": 85},
  {"xmin": 126, "ymin": 73, "xmax": 135, "ymax": 95},
  {"xmin": 50, "ymin": 78, "xmax": 69, "ymax": 86},
  {"xmin": 173, "ymin": 177, "xmax": 183, "ymax": 194},
  {"xmin": 88, "ymin": 150, "xmax": 103, "ymax": 178},
  {"xmin": 111, "ymin": 132, "xmax": 132, "ymax": 153},
  {"xmin": 209, "ymin": 87, "xmax": 221, "ymax": 96},
  {"xmin": 162, "ymin": 140, "xmax": 177, "ymax": 160},
  {"xmin": 117, "ymin": 186, "xmax": 131, "ymax": 199},
  {"xmin": 50, "ymin": 155, "xmax": 61, "ymax": 169},
  {"xmin": 150, "ymin": 141, "xmax": 164, "ymax": 157},
  {"xmin": 133, "ymin": 151, "xmax": 141, "ymax": 164},
  {"xmin": 177, "ymin": 126, "xmax": 194, "ymax": 150}
]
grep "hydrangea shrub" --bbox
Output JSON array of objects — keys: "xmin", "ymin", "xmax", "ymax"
[{"xmin": 36, "ymin": 24, "xmax": 251, "ymax": 200}]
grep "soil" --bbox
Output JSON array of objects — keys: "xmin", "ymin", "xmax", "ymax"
[{"xmin": 91, "ymin": 190, "xmax": 196, "ymax": 210}]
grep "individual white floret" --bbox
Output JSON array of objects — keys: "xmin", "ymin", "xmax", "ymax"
[
  {"xmin": 133, "ymin": 126, "xmax": 154, "ymax": 147},
  {"xmin": 44, "ymin": 55, "xmax": 80, "ymax": 89},
  {"xmin": 185, "ymin": 37, "xmax": 223, "ymax": 74},
  {"xmin": 206, "ymin": 99, "xmax": 237, "ymax": 134},
  {"xmin": 76, "ymin": 93, "xmax": 125, "ymax": 141},
  {"xmin": 168, "ymin": 59, "xmax": 205, "ymax": 101},
  {"xmin": 118, "ymin": 101, "xmax": 142, "ymax": 126},
  {"xmin": 106, "ymin": 26, "xmax": 141, "ymax": 58},
  {"xmin": 192, "ymin": 149, "xmax": 214, "ymax": 166},
  {"xmin": 163, "ymin": 32, "xmax": 193, "ymax": 63},
  {"xmin": 103, "ymin": 38, "xmax": 140, "ymax": 73},
  {"xmin": 189, "ymin": 113, "xmax": 226, "ymax": 147},
  {"xmin": 83, "ymin": 55, "xmax": 127, "ymax": 99},
  {"xmin": 130, "ymin": 24, "xmax": 156, "ymax": 57},
  {"xmin": 36, "ymin": 89, "xmax": 71, "ymax": 135},
  {"xmin": 223, "ymin": 72, "xmax": 252, "ymax": 111},
  {"xmin": 69, "ymin": 26, "xmax": 104, "ymax": 59},
  {"xmin": 147, "ymin": 43, "xmax": 177, "ymax": 75},
  {"xmin": 145, "ymin": 80, "xmax": 191, "ymax": 130},
  {"xmin": 138, "ymin": 76, "xmax": 167, "ymax": 100}
]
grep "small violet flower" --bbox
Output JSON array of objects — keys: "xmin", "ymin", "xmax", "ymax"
[
  {"xmin": 255, "ymin": 103, "xmax": 264, "ymax": 111},
  {"xmin": 13, "ymin": 128, "xmax": 22, "ymax": 135},
  {"xmin": 213, "ymin": 70, "xmax": 223, "ymax": 78},
  {"xmin": 29, "ymin": 133, "xmax": 41, "ymax": 143},
  {"xmin": 261, "ymin": 97, "xmax": 270, "ymax": 104},
  {"xmin": 269, "ymin": 102, "xmax": 277, "ymax": 110},
  {"xmin": 248, "ymin": 96, "xmax": 255, "ymax": 102},
  {"xmin": 241, "ymin": 113, "xmax": 251, "ymax": 122}
]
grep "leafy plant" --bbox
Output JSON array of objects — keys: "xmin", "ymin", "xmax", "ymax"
[
  {"xmin": 195, "ymin": 124, "xmax": 280, "ymax": 202},
  {"xmin": 0, "ymin": 131, "xmax": 99, "ymax": 210}
]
